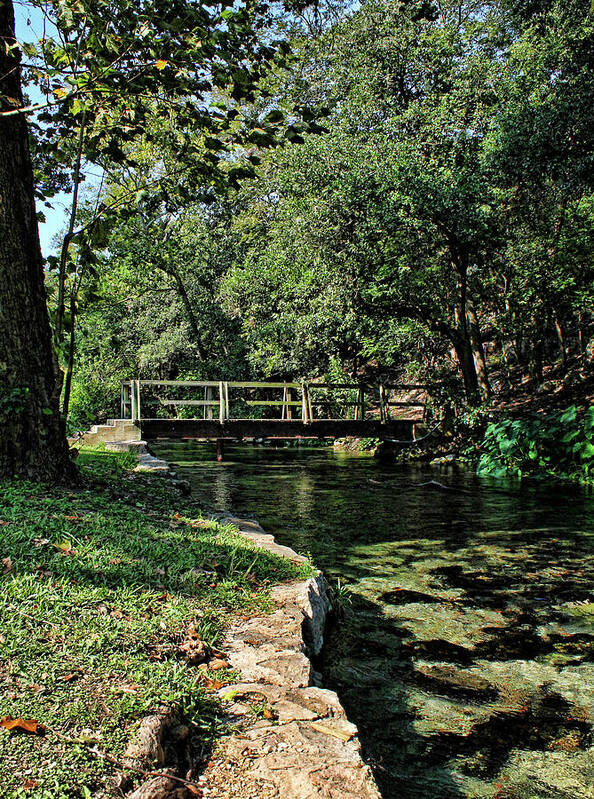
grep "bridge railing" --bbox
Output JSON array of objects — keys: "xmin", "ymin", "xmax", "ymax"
[{"xmin": 121, "ymin": 380, "xmax": 428, "ymax": 423}]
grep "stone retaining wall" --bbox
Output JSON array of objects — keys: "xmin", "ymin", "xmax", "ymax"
[{"xmin": 198, "ymin": 515, "xmax": 381, "ymax": 799}]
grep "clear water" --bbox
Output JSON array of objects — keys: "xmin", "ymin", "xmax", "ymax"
[{"xmin": 152, "ymin": 442, "xmax": 594, "ymax": 799}]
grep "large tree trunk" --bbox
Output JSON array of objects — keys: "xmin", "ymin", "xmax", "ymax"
[
  {"xmin": 553, "ymin": 310, "xmax": 568, "ymax": 372},
  {"xmin": 452, "ymin": 256, "xmax": 480, "ymax": 403},
  {"xmin": 0, "ymin": 1, "xmax": 76, "ymax": 481},
  {"xmin": 452, "ymin": 331, "xmax": 479, "ymax": 402},
  {"xmin": 466, "ymin": 294, "xmax": 491, "ymax": 401},
  {"xmin": 168, "ymin": 266, "xmax": 208, "ymax": 361}
]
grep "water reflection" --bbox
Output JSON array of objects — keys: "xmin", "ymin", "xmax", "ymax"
[{"xmin": 152, "ymin": 442, "xmax": 594, "ymax": 799}]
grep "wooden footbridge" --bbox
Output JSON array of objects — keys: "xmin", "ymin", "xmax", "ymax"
[{"xmin": 120, "ymin": 380, "xmax": 428, "ymax": 452}]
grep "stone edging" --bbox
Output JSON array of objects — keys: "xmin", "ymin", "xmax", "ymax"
[
  {"xmin": 115, "ymin": 448, "xmax": 380, "ymax": 797},
  {"xmin": 197, "ymin": 514, "xmax": 381, "ymax": 799}
]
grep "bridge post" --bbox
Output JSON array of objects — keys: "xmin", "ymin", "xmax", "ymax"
[
  {"xmin": 301, "ymin": 383, "xmax": 309, "ymax": 424},
  {"xmin": 135, "ymin": 380, "xmax": 141, "ymax": 422},
  {"xmin": 307, "ymin": 384, "xmax": 314, "ymax": 421},
  {"xmin": 131, "ymin": 380, "xmax": 138, "ymax": 422},
  {"xmin": 216, "ymin": 438, "xmax": 224, "ymax": 462},
  {"xmin": 219, "ymin": 381, "xmax": 225, "ymax": 424}
]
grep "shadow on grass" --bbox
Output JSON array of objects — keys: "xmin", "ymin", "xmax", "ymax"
[{"xmin": 0, "ymin": 450, "xmax": 309, "ymax": 604}]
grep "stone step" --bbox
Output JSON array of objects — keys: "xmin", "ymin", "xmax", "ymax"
[
  {"xmin": 80, "ymin": 419, "xmax": 141, "ymax": 445},
  {"xmin": 105, "ymin": 440, "xmax": 148, "ymax": 454}
]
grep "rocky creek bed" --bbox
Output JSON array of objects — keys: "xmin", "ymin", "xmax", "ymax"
[{"xmin": 151, "ymin": 442, "xmax": 594, "ymax": 799}]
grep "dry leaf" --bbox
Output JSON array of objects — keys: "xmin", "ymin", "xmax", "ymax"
[
  {"xmin": 2, "ymin": 557, "xmax": 12, "ymax": 574},
  {"xmin": 208, "ymin": 659, "xmax": 229, "ymax": 671},
  {"xmin": 204, "ymin": 679, "xmax": 225, "ymax": 691},
  {"xmin": 0, "ymin": 521, "xmax": 8, "ymax": 526},
  {"xmin": 22, "ymin": 779, "xmax": 38, "ymax": 790},
  {"xmin": 309, "ymin": 721, "xmax": 354, "ymax": 742},
  {"xmin": 1, "ymin": 716, "xmax": 45, "ymax": 735},
  {"xmin": 187, "ymin": 785, "xmax": 201, "ymax": 796}
]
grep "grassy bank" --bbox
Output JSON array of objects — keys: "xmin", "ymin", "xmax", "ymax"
[{"xmin": 0, "ymin": 449, "xmax": 311, "ymax": 798}]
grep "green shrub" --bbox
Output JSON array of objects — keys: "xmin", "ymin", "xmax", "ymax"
[{"xmin": 477, "ymin": 406, "xmax": 594, "ymax": 482}]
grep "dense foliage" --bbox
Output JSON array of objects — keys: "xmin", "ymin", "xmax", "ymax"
[
  {"xmin": 477, "ymin": 406, "xmax": 594, "ymax": 482},
  {"xmin": 56, "ymin": 0, "xmax": 593, "ymax": 430},
  {"xmin": 7, "ymin": 0, "xmax": 592, "ymax": 468}
]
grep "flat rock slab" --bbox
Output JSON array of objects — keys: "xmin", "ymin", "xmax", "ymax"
[{"xmin": 200, "ymin": 516, "xmax": 381, "ymax": 799}]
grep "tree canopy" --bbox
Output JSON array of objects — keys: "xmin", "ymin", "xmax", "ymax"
[{"xmin": 1, "ymin": 0, "xmax": 593, "ymax": 467}]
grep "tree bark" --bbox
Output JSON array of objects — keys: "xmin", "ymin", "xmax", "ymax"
[
  {"xmin": 452, "ymin": 330, "xmax": 479, "ymax": 402},
  {"xmin": 452, "ymin": 254, "xmax": 480, "ymax": 403},
  {"xmin": 158, "ymin": 264, "xmax": 207, "ymax": 360},
  {"xmin": 0, "ymin": 1, "xmax": 76, "ymax": 481},
  {"xmin": 466, "ymin": 294, "xmax": 491, "ymax": 401},
  {"xmin": 61, "ymin": 294, "xmax": 77, "ymax": 419},
  {"xmin": 553, "ymin": 311, "xmax": 568, "ymax": 372}
]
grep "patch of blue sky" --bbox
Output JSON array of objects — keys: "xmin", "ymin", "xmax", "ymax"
[{"xmin": 15, "ymin": 2, "xmax": 69, "ymax": 255}]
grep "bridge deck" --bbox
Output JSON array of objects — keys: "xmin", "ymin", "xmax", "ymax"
[{"xmin": 139, "ymin": 418, "xmax": 416, "ymax": 441}]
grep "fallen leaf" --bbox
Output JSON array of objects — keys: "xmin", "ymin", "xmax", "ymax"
[
  {"xmin": 22, "ymin": 779, "xmax": 38, "ymax": 790},
  {"xmin": 53, "ymin": 540, "xmax": 75, "ymax": 555},
  {"xmin": 2, "ymin": 557, "xmax": 12, "ymax": 574},
  {"xmin": 33, "ymin": 538, "xmax": 50, "ymax": 547},
  {"xmin": 120, "ymin": 685, "xmax": 140, "ymax": 693},
  {"xmin": 208, "ymin": 659, "xmax": 229, "ymax": 671},
  {"xmin": 204, "ymin": 679, "xmax": 225, "ymax": 691},
  {"xmin": 1, "ymin": 717, "xmax": 45, "ymax": 735},
  {"xmin": 0, "ymin": 521, "xmax": 8, "ymax": 526},
  {"xmin": 187, "ymin": 785, "xmax": 201, "ymax": 796},
  {"xmin": 309, "ymin": 721, "xmax": 354, "ymax": 742}
]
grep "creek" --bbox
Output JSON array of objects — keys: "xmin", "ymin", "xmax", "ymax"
[{"xmin": 152, "ymin": 442, "xmax": 594, "ymax": 799}]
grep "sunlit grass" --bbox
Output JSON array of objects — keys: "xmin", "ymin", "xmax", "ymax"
[{"xmin": 0, "ymin": 448, "xmax": 311, "ymax": 798}]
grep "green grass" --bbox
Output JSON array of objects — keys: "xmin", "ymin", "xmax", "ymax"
[{"xmin": 0, "ymin": 449, "xmax": 312, "ymax": 798}]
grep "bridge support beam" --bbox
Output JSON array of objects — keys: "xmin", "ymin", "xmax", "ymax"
[{"xmin": 216, "ymin": 438, "xmax": 225, "ymax": 462}]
